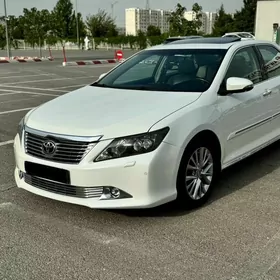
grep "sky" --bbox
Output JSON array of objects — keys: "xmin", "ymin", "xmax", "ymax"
[{"xmin": 2, "ymin": 0, "xmax": 244, "ymax": 27}]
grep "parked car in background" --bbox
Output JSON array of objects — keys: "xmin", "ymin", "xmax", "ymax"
[
  {"xmin": 14, "ymin": 37, "xmax": 280, "ymax": 210},
  {"xmin": 222, "ymin": 32, "xmax": 255, "ymax": 40}
]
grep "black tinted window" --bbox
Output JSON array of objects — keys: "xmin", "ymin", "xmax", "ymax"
[
  {"xmin": 257, "ymin": 45, "xmax": 280, "ymax": 79},
  {"xmin": 93, "ymin": 49, "xmax": 227, "ymax": 92},
  {"xmin": 225, "ymin": 47, "xmax": 263, "ymax": 84}
]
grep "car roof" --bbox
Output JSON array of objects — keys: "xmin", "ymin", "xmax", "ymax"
[{"xmin": 146, "ymin": 38, "xmax": 276, "ymax": 51}]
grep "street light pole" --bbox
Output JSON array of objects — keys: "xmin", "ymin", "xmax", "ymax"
[
  {"xmin": 75, "ymin": 0, "xmax": 79, "ymax": 48},
  {"xmin": 111, "ymin": 1, "xmax": 118, "ymax": 19},
  {"xmin": 3, "ymin": 0, "xmax": 10, "ymax": 58}
]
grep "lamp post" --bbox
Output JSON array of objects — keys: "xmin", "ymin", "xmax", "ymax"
[
  {"xmin": 4, "ymin": 0, "xmax": 10, "ymax": 58},
  {"xmin": 111, "ymin": 1, "xmax": 118, "ymax": 19}
]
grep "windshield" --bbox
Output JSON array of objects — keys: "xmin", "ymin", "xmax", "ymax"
[{"xmin": 92, "ymin": 48, "xmax": 227, "ymax": 92}]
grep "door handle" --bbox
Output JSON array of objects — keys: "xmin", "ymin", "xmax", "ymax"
[{"xmin": 263, "ymin": 89, "xmax": 272, "ymax": 96}]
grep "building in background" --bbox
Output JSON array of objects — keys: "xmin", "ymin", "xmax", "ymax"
[
  {"xmin": 125, "ymin": 8, "xmax": 171, "ymax": 36},
  {"xmin": 184, "ymin": 11, "xmax": 217, "ymax": 34},
  {"xmin": 255, "ymin": 0, "xmax": 280, "ymax": 41},
  {"xmin": 125, "ymin": 8, "xmax": 217, "ymax": 36},
  {"xmin": 204, "ymin": 12, "xmax": 217, "ymax": 34}
]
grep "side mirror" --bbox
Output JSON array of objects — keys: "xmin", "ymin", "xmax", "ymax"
[
  {"xmin": 226, "ymin": 77, "xmax": 253, "ymax": 93},
  {"xmin": 98, "ymin": 73, "xmax": 107, "ymax": 80}
]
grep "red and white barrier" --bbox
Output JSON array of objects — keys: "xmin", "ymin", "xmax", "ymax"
[
  {"xmin": 62, "ymin": 59, "xmax": 120, "ymax": 66},
  {"xmin": 0, "ymin": 56, "xmax": 54, "ymax": 63},
  {"xmin": 62, "ymin": 49, "xmax": 125, "ymax": 66}
]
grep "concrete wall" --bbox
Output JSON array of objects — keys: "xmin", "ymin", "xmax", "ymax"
[{"xmin": 255, "ymin": 0, "xmax": 280, "ymax": 40}]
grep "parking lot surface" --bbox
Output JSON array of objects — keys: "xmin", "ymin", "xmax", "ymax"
[{"xmin": 0, "ymin": 61, "xmax": 280, "ymax": 280}]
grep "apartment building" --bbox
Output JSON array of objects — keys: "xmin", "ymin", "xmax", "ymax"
[
  {"xmin": 125, "ymin": 8, "xmax": 171, "ymax": 36},
  {"xmin": 184, "ymin": 11, "xmax": 217, "ymax": 34}
]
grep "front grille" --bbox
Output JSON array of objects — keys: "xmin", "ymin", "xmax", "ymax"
[
  {"xmin": 24, "ymin": 174, "xmax": 103, "ymax": 199},
  {"xmin": 24, "ymin": 132, "xmax": 96, "ymax": 164}
]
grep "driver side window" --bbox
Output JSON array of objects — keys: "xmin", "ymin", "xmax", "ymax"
[{"xmin": 225, "ymin": 47, "xmax": 263, "ymax": 84}]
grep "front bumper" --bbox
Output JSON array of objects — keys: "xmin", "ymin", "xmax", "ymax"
[{"xmin": 14, "ymin": 134, "xmax": 179, "ymax": 209}]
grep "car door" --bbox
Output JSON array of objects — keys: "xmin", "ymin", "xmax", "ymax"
[
  {"xmin": 255, "ymin": 44, "xmax": 280, "ymax": 137},
  {"xmin": 217, "ymin": 46, "xmax": 274, "ymax": 167}
]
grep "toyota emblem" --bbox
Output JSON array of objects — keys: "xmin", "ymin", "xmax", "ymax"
[{"xmin": 42, "ymin": 140, "xmax": 57, "ymax": 156}]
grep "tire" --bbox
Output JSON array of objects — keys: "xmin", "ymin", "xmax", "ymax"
[{"xmin": 176, "ymin": 138, "xmax": 220, "ymax": 209}]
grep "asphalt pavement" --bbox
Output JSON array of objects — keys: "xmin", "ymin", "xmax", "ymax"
[{"xmin": 0, "ymin": 61, "xmax": 280, "ymax": 280}]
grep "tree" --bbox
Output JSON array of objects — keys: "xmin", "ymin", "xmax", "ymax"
[
  {"xmin": 212, "ymin": 4, "xmax": 234, "ymax": 36},
  {"xmin": 168, "ymin": 3, "xmax": 188, "ymax": 36},
  {"xmin": 86, "ymin": 10, "xmax": 117, "ymax": 38},
  {"xmin": 71, "ymin": 12, "xmax": 87, "ymax": 45},
  {"xmin": 21, "ymin": 8, "xmax": 51, "ymax": 51},
  {"xmin": 168, "ymin": 3, "xmax": 203, "ymax": 36},
  {"xmin": 0, "ymin": 24, "xmax": 6, "ymax": 49},
  {"xmin": 0, "ymin": 15, "xmax": 24, "ymax": 48},
  {"xmin": 147, "ymin": 25, "xmax": 161, "ymax": 36},
  {"xmin": 52, "ymin": 0, "xmax": 74, "ymax": 43},
  {"xmin": 136, "ymin": 30, "xmax": 147, "ymax": 49},
  {"xmin": 233, "ymin": 0, "xmax": 257, "ymax": 32},
  {"xmin": 191, "ymin": 3, "xmax": 203, "ymax": 34}
]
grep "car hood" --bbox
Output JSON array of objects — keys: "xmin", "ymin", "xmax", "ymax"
[{"xmin": 26, "ymin": 86, "xmax": 201, "ymax": 139}]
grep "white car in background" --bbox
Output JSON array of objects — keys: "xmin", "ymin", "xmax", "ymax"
[
  {"xmin": 222, "ymin": 32, "xmax": 255, "ymax": 40},
  {"xmin": 14, "ymin": 37, "xmax": 280, "ymax": 210}
]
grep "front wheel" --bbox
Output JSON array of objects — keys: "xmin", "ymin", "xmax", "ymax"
[{"xmin": 176, "ymin": 140, "xmax": 220, "ymax": 209}]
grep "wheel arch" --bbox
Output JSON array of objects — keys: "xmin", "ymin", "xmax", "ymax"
[{"xmin": 177, "ymin": 129, "xmax": 222, "ymax": 175}]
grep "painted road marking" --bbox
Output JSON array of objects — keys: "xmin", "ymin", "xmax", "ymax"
[
  {"xmin": 0, "ymin": 73, "xmax": 55, "ymax": 79},
  {"xmin": 0, "ymin": 76, "xmax": 97, "ymax": 85},
  {"xmin": 0, "ymin": 140, "xmax": 14, "ymax": 146},
  {"xmin": 0, "ymin": 107, "xmax": 33, "ymax": 115},
  {"xmin": 0, "ymin": 88, "xmax": 59, "ymax": 96}
]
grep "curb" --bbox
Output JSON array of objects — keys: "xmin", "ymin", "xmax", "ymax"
[
  {"xmin": 62, "ymin": 58, "xmax": 125, "ymax": 66},
  {"xmin": 0, "ymin": 57, "xmax": 54, "ymax": 63}
]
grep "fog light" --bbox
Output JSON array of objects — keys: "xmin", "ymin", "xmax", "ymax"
[
  {"xmin": 102, "ymin": 187, "xmax": 112, "ymax": 199},
  {"xmin": 100, "ymin": 187, "xmax": 132, "ymax": 200},
  {"xmin": 110, "ymin": 188, "xmax": 120, "ymax": 199},
  {"xmin": 18, "ymin": 170, "xmax": 24, "ymax": 179}
]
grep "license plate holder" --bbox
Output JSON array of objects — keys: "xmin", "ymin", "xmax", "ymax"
[{"xmin": 24, "ymin": 162, "xmax": 70, "ymax": 184}]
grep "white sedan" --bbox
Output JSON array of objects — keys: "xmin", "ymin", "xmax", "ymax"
[{"xmin": 14, "ymin": 37, "xmax": 280, "ymax": 209}]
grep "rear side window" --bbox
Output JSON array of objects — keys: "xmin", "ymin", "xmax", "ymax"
[{"xmin": 257, "ymin": 45, "xmax": 280, "ymax": 79}]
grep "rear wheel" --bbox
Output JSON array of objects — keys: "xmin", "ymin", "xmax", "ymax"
[{"xmin": 176, "ymin": 140, "xmax": 220, "ymax": 209}]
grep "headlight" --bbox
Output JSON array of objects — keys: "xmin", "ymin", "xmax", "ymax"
[
  {"xmin": 17, "ymin": 108, "xmax": 35, "ymax": 142},
  {"xmin": 94, "ymin": 127, "xmax": 169, "ymax": 162},
  {"xmin": 18, "ymin": 117, "xmax": 25, "ymax": 142}
]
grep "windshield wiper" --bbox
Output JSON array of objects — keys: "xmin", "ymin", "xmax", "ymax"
[{"xmin": 91, "ymin": 82, "xmax": 109, "ymax": 87}]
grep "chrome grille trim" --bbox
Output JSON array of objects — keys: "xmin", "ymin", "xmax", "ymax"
[
  {"xmin": 24, "ymin": 174, "xmax": 103, "ymax": 198},
  {"xmin": 24, "ymin": 126, "xmax": 102, "ymax": 164},
  {"xmin": 24, "ymin": 126, "xmax": 103, "ymax": 142}
]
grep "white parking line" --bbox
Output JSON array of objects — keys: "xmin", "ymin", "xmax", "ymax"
[
  {"xmin": 0, "ymin": 202, "xmax": 13, "ymax": 208},
  {"xmin": 0, "ymin": 73, "xmax": 55, "ymax": 79},
  {"xmin": 0, "ymin": 85, "xmax": 70, "ymax": 92},
  {"xmin": 0, "ymin": 76, "xmax": 97, "ymax": 85},
  {"xmin": 0, "ymin": 92, "xmax": 26, "ymax": 96},
  {"xmin": 0, "ymin": 140, "xmax": 14, "ymax": 146},
  {"xmin": 0, "ymin": 72, "xmax": 21, "ymax": 75},
  {"xmin": 0, "ymin": 107, "xmax": 33, "ymax": 115},
  {"xmin": 0, "ymin": 88, "xmax": 59, "ymax": 97}
]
